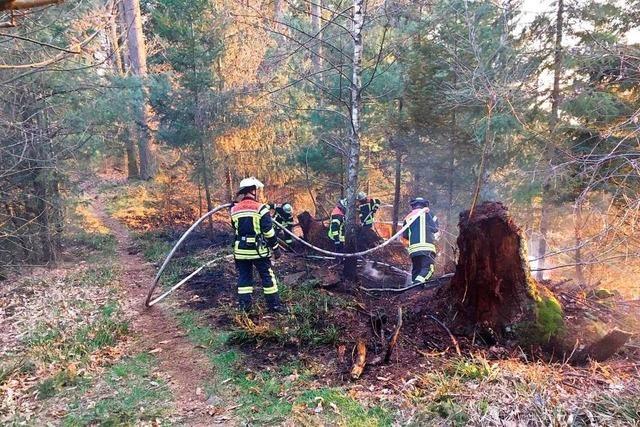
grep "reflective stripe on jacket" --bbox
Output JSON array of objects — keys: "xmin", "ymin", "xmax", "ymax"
[
  {"xmin": 231, "ymin": 197, "xmax": 279, "ymax": 260},
  {"xmin": 268, "ymin": 203, "xmax": 294, "ymax": 226},
  {"xmin": 359, "ymin": 198, "xmax": 381, "ymax": 226},
  {"xmin": 402, "ymin": 208, "xmax": 438, "ymax": 255},
  {"xmin": 328, "ymin": 205, "xmax": 345, "ymax": 243}
]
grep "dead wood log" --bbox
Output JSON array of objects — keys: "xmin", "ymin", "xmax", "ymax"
[
  {"xmin": 0, "ymin": 0, "xmax": 62, "ymax": 11},
  {"xmin": 350, "ymin": 339, "xmax": 367, "ymax": 380},
  {"xmin": 444, "ymin": 201, "xmax": 563, "ymax": 344},
  {"xmin": 574, "ymin": 328, "xmax": 633, "ymax": 364}
]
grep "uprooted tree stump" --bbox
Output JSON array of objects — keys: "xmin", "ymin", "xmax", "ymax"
[{"xmin": 444, "ymin": 201, "xmax": 564, "ymax": 345}]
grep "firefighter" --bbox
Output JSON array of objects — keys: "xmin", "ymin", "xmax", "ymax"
[
  {"xmin": 328, "ymin": 198, "xmax": 346, "ymax": 252},
  {"xmin": 269, "ymin": 202, "xmax": 294, "ymax": 246},
  {"xmin": 358, "ymin": 192, "xmax": 381, "ymax": 228},
  {"xmin": 231, "ymin": 177, "xmax": 284, "ymax": 312},
  {"xmin": 402, "ymin": 197, "xmax": 439, "ymax": 285}
]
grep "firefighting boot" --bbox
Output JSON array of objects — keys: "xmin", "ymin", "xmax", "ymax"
[
  {"xmin": 265, "ymin": 294, "xmax": 286, "ymax": 314},
  {"xmin": 238, "ymin": 294, "xmax": 253, "ymax": 312}
]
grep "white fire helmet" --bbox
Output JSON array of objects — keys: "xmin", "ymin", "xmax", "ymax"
[
  {"xmin": 238, "ymin": 177, "xmax": 264, "ymax": 194},
  {"xmin": 282, "ymin": 203, "xmax": 293, "ymax": 214},
  {"xmin": 357, "ymin": 191, "xmax": 367, "ymax": 201}
]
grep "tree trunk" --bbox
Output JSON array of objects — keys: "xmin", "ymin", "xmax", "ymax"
[
  {"xmin": 444, "ymin": 138, "xmax": 456, "ymax": 265},
  {"xmin": 311, "ymin": 0, "xmax": 322, "ymax": 69},
  {"xmin": 343, "ymin": 0, "xmax": 364, "ymax": 281},
  {"xmin": 125, "ymin": 130, "xmax": 140, "ymax": 179},
  {"xmin": 107, "ymin": 1, "xmax": 124, "ymax": 74},
  {"xmin": 109, "ymin": 2, "xmax": 140, "ymax": 179},
  {"xmin": 122, "ymin": 0, "xmax": 157, "ymax": 180},
  {"xmin": 446, "ymin": 201, "xmax": 563, "ymax": 344},
  {"xmin": 391, "ymin": 149, "xmax": 402, "ymax": 234},
  {"xmin": 225, "ymin": 161, "xmax": 233, "ymax": 202},
  {"xmin": 536, "ymin": 0, "xmax": 563, "ymax": 280},
  {"xmin": 32, "ymin": 177, "xmax": 54, "ymax": 263},
  {"xmin": 198, "ymin": 138, "xmax": 214, "ymax": 235},
  {"xmin": 311, "ymin": 0, "xmax": 323, "ymax": 100},
  {"xmin": 574, "ymin": 198, "xmax": 585, "ymax": 284}
]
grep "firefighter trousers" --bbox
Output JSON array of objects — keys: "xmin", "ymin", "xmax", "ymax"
[
  {"xmin": 411, "ymin": 251, "xmax": 435, "ymax": 284},
  {"xmin": 276, "ymin": 224, "xmax": 294, "ymax": 245},
  {"xmin": 235, "ymin": 258, "xmax": 281, "ymax": 310}
]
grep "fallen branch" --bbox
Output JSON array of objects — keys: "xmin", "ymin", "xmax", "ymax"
[
  {"xmin": 427, "ymin": 314, "xmax": 461, "ymax": 356},
  {"xmin": 0, "ymin": 0, "xmax": 62, "ymax": 11},
  {"xmin": 350, "ymin": 339, "xmax": 367, "ymax": 380},
  {"xmin": 384, "ymin": 307, "xmax": 403, "ymax": 363}
]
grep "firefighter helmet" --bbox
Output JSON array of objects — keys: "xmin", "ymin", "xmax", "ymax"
[
  {"xmin": 282, "ymin": 203, "xmax": 292, "ymax": 214},
  {"xmin": 409, "ymin": 197, "xmax": 429, "ymax": 208},
  {"xmin": 357, "ymin": 191, "xmax": 367, "ymax": 201},
  {"xmin": 339, "ymin": 198, "xmax": 347, "ymax": 208},
  {"xmin": 238, "ymin": 177, "xmax": 264, "ymax": 194}
]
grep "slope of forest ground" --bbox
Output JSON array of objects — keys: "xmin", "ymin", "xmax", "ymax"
[{"xmin": 2, "ymin": 175, "xmax": 640, "ymax": 426}]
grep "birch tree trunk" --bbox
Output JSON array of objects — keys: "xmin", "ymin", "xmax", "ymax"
[
  {"xmin": 535, "ymin": 0, "xmax": 563, "ymax": 280},
  {"xmin": 122, "ymin": 0, "xmax": 157, "ymax": 180},
  {"xmin": 343, "ymin": 0, "xmax": 364, "ymax": 281}
]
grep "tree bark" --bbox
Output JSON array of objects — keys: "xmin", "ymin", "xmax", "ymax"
[
  {"xmin": 536, "ymin": 0, "xmax": 563, "ymax": 280},
  {"xmin": 107, "ymin": 1, "xmax": 124, "ymax": 75},
  {"xmin": 446, "ymin": 202, "xmax": 563, "ymax": 344},
  {"xmin": 109, "ymin": 1, "xmax": 140, "ymax": 178},
  {"xmin": 391, "ymin": 149, "xmax": 402, "ymax": 234},
  {"xmin": 197, "ymin": 130, "xmax": 214, "ymax": 235},
  {"xmin": 343, "ymin": 0, "xmax": 364, "ymax": 281},
  {"xmin": 311, "ymin": 0, "xmax": 322, "ymax": 70},
  {"xmin": 574, "ymin": 198, "xmax": 585, "ymax": 284},
  {"xmin": 225, "ymin": 161, "xmax": 233, "ymax": 202},
  {"xmin": 122, "ymin": 0, "xmax": 157, "ymax": 180}
]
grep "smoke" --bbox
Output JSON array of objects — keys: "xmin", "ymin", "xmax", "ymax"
[{"xmin": 362, "ymin": 260, "xmax": 384, "ymax": 280}]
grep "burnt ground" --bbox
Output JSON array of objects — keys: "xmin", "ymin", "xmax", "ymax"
[
  {"xmin": 140, "ymin": 230, "xmax": 640, "ymax": 394},
  {"xmin": 148, "ymin": 228, "xmax": 457, "ymax": 381},
  {"xmin": 148, "ymin": 226, "xmax": 640, "ymax": 389}
]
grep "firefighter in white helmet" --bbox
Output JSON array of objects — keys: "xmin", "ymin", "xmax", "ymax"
[{"xmin": 230, "ymin": 177, "xmax": 283, "ymax": 312}]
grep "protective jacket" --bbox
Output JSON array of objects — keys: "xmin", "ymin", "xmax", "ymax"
[
  {"xmin": 269, "ymin": 203, "xmax": 294, "ymax": 245},
  {"xmin": 402, "ymin": 208, "xmax": 438, "ymax": 256},
  {"xmin": 328, "ymin": 205, "xmax": 346, "ymax": 243},
  {"xmin": 359, "ymin": 198, "xmax": 381, "ymax": 227},
  {"xmin": 231, "ymin": 196, "xmax": 279, "ymax": 260}
]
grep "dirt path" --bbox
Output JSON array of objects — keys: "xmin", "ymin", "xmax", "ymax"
[{"xmin": 91, "ymin": 194, "xmax": 218, "ymax": 426}]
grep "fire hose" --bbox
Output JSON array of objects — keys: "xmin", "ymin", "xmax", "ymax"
[
  {"xmin": 145, "ymin": 204, "xmax": 432, "ymax": 306},
  {"xmin": 144, "ymin": 203, "xmax": 232, "ymax": 307},
  {"xmin": 270, "ymin": 207, "xmax": 428, "ymax": 258}
]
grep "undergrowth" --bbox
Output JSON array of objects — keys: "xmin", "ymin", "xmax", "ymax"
[
  {"xmin": 175, "ymin": 309, "xmax": 391, "ymax": 425},
  {"xmin": 226, "ymin": 280, "xmax": 344, "ymax": 347}
]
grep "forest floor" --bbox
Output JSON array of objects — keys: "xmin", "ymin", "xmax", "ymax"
[{"xmin": 1, "ymin": 175, "xmax": 640, "ymax": 426}]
